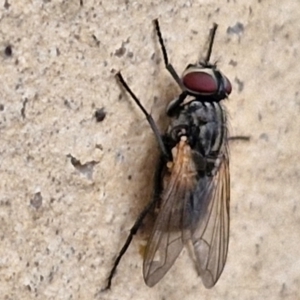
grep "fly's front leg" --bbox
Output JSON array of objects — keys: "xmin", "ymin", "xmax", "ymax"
[
  {"xmin": 154, "ymin": 19, "xmax": 185, "ymax": 91},
  {"xmin": 116, "ymin": 72, "xmax": 170, "ymax": 160},
  {"xmin": 203, "ymin": 23, "xmax": 218, "ymax": 65}
]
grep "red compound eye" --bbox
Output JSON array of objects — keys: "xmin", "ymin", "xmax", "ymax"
[
  {"xmin": 182, "ymin": 67, "xmax": 232, "ymax": 97},
  {"xmin": 183, "ymin": 70, "xmax": 218, "ymax": 94},
  {"xmin": 223, "ymin": 76, "xmax": 232, "ymax": 95}
]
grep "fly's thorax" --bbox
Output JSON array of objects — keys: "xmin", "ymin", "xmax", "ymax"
[
  {"xmin": 167, "ymin": 100, "xmax": 227, "ymax": 159},
  {"xmin": 190, "ymin": 100, "xmax": 227, "ymax": 158}
]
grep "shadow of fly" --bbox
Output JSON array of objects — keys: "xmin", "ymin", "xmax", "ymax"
[{"xmin": 104, "ymin": 19, "xmax": 233, "ymax": 290}]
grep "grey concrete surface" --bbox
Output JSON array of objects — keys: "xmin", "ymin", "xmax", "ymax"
[{"xmin": 0, "ymin": 0, "xmax": 299, "ymax": 299}]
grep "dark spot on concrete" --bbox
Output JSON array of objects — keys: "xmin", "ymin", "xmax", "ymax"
[
  {"xmin": 229, "ymin": 60, "xmax": 237, "ymax": 67},
  {"xmin": 0, "ymin": 199, "xmax": 11, "ymax": 206},
  {"xmin": 234, "ymin": 77, "xmax": 244, "ymax": 92},
  {"xmin": 255, "ymin": 243, "xmax": 260, "ymax": 255},
  {"xmin": 4, "ymin": 0, "xmax": 10, "ymax": 9},
  {"xmin": 64, "ymin": 99, "xmax": 71, "ymax": 109},
  {"xmin": 227, "ymin": 22, "xmax": 244, "ymax": 35},
  {"xmin": 280, "ymin": 283, "xmax": 287, "ymax": 297},
  {"xmin": 258, "ymin": 112, "xmax": 262, "ymax": 121},
  {"xmin": 151, "ymin": 52, "xmax": 161, "ymax": 65},
  {"xmin": 127, "ymin": 51, "xmax": 133, "ymax": 58},
  {"xmin": 95, "ymin": 107, "xmax": 106, "ymax": 122},
  {"xmin": 259, "ymin": 133, "xmax": 269, "ymax": 141},
  {"xmin": 21, "ymin": 98, "xmax": 28, "ymax": 118},
  {"xmin": 67, "ymin": 154, "xmax": 99, "ymax": 180},
  {"xmin": 4, "ymin": 45, "xmax": 12, "ymax": 56},
  {"xmin": 115, "ymin": 44, "xmax": 126, "ymax": 57},
  {"xmin": 77, "ymin": 253, "xmax": 82, "ymax": 261},
  {"xmin": 30, "ymin": 192, "xmax": 43, "ymax": 209},
  {"xmin": 92, "ymin": 34, "xmax": 100, "ymax": 46}
]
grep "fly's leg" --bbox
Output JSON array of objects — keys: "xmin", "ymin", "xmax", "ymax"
[
  {"xmin": 203, "ymin": 23, "xmax": 218, "ymax": 65},
  {"xmin": 228, "ymin": 136, "xmax": 250, "ymax": 141},
  {"xmin": 153, "ymin": 19, "xmax": 184, "ymax": 90},
  {"xmin": 103, "ymin": 156, "xmax": 165, "ymax": 291},
  {"xmin": 104, "ymin": 73, "xmax": 170, "ymax": 289},
  {"xmin": 154, "ymin": 19, "xmax": 189, "ymax": 116},
  {"xmin": 103, "ymin": 198, "xmax": 157, "ymax": 290},
  {"xmin": 116, "ymin": 72, "xmax": 170, "ymax": 160}
]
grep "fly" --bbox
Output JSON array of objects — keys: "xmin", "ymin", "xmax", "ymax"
[{"xmin": 104, "ymin": 18, "xmax": 232, "ymax": 290}]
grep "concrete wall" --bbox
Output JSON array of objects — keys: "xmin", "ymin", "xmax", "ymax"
[{"xmin": 0, "ymin": 0, "xmax": 299, "ymax": 299}]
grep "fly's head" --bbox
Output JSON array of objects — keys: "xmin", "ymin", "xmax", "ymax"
[{"xmin": 182, "ymin": 63, "xmax": 232, "ymax": 101}]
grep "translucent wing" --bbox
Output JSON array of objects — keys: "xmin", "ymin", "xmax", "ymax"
[
  {"xmin": 143, "ymin": 137, "xmax": 198, "ymax": 287},
  {"xmin": 191, "ymin": 148, "xmax": 230, "ymax": 288}
]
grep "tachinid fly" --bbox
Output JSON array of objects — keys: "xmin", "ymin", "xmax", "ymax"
[{"xmin": 105, "ymin": 19, "xmax": 231, "ymax": 290}]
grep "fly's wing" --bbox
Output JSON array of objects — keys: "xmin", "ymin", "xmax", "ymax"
[
  {"xmin": 143, "ymin": 138, "xmax": 198, "ymax": 287},
  {"xmin": 191, "ymin": 148, "xmax": 230, "ymax": 288}
]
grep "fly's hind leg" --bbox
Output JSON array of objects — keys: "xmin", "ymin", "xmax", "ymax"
[
  {"xmin": 103, "ymin": 155, "xmax": 165, "ymax": 290},
  {"xmin": 103, "ymin": 197, "xmax": 157, "ymax": 290}
]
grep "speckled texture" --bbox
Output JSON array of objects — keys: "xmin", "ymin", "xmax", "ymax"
[{"xmin": 0, "ymin": 1, "xmax": 299, "ymax": 299}]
